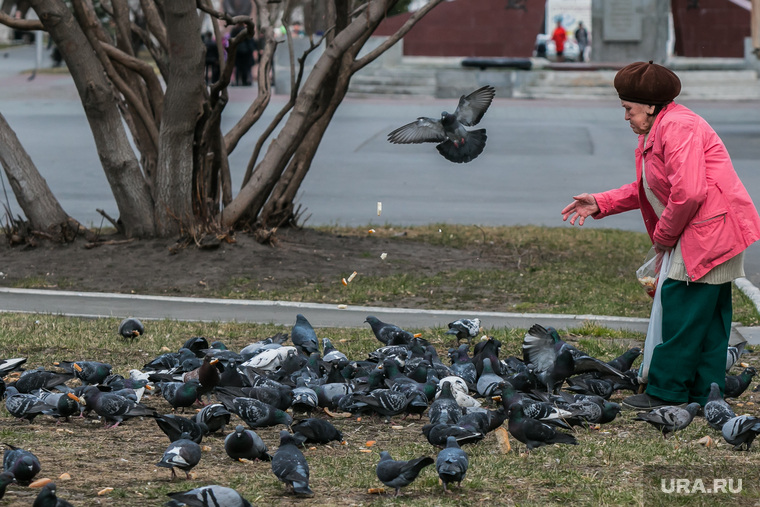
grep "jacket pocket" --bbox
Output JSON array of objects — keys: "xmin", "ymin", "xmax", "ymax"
[{"xmin": 683, "ymin": 211, "xmax": 733, "ymax": 268}]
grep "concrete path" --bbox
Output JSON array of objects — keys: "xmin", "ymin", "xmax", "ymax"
[{"xmin": 1, "ymin": 45, "xmax": 760, "ymax": 344}]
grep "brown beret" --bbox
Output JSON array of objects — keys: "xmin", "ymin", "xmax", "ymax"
[{"xmin": 614, "ymin": 61, "xmax": 681, "ymax": 105}]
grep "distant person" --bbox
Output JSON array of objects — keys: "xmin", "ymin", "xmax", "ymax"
[
  {"xmin": 203, "ymin": 32, "xmax": 220, "ymax": 85},
  {"xmin": 551, "ymin": 20, "xmax": 566, "ymax": 62},
  {"xmin": 575, "ymin": 21, "xmax": 589, "ymax": 62},
  {"xmin": 231, "ymin": 26, "xmax": 254, "ymax": 87}
]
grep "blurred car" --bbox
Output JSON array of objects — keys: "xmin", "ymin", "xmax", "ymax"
[{"xmin": 534, "ymin": 34, "xmax": 580, "ymax": 62}]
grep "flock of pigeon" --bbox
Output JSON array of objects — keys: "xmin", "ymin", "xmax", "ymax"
[{"xmin": 1, "ymin": 314, "xmax": 758, "ymax": 505}]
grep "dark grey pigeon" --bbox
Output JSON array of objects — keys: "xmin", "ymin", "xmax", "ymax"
[
  {"xmin": 436, "ymin": 436, "xmax": 469, "ymax": 492},
  {"xmin": 33, "ymin": 482, "xmax": 74, "ymax": 507},
  {"xmin": 606, "ymin": 347, "xmax": 642, "ymax": 372},
  {"xmin": 291, "ymin": 314, "xmax": 319, "ymax": 356},
  {"xmin": 271, "ymin": 431, "xmax": 314, "ymax": 497},
  {"xmin": 376, "ymin": 451, "xmax": 434, "ymax": 497},
  {"xmin": 704, "ymin": 382, "xmax": 736, "ymax": 431},
  {"xmin": 193, "ymin": 403, "xmax": 231, "ymax": 433},
  {"xmin": 507, "ymin": 405, "xmax": 578, "ymax": 451},
  {"xmin": 446, "ymin": 318, "xmax": 481, "ymax": 344},
  {"xmin": 156, "ymin": 432, "xmax": 202, "ymax": 480},
  {"xmin": 0, "ymin": 471, "xmax": 14, "ymax": 499},
  {"xmin": 634, "ymin": 403, "xmax": 701, "ymax": 437},
  {"xmin": 79, "ymin": 385, "xmax": 157, "ymax": 428},
  {"xmin": 428, "ymin": 381, "xmax": 465, "ymax": 426},
  {"xmin": 166, "ymin": 485, "xmax": 252, "ymax": 507},
  {"xmin": 12, "ymin": 369, "xmax": 73, "ymax": 394},
  {"xmin": 155, "ymin": 414, "xmax": 208, "ymax": 443},
  {"xmin": 291, "ymin": 418, "xmax": 343, "ymax": 445},
  {"xmin": 224, "ymin": 425, "xmax": 271, "ymax": 461},
  {"xmin": 721, "ymin": 415, "xmax": 760, "ymax": 451},
  {"xmin": 476, "ymin": 358, "xmax": 506, "ymax": 398},
  {"xmin": 387, "ymin": 86, "xmax": 495, "ymax": 163},
  {"xmin": 3, "ymin": 444, "xmax": 40, "ymax": 484},
  {"xmin": 222, "ymin": 396, "xmax": 293, "ymax": 430},
  {"xmin": 422, "ymin": 422, "xmax": 484, "ymax": 448},
  {"xmin": 118, "ymin": 317, "xmax": 144, "ymax": 339},
  {"xmin": 724, "ymin": 367, "xmax": 756, "ymax": 398},
  {"xmin": 364, "ymin": 316, "xmax": 414, "ymax": 345}
]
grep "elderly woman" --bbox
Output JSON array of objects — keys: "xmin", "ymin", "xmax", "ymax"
[{"xmin": 561, "ymin": 61, "xmax": 760, "ymax": 409}]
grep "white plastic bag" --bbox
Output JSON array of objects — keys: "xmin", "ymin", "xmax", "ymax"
[{"xmin": 638, "ymin": 249, "xmax": 671, "ymax": 384}]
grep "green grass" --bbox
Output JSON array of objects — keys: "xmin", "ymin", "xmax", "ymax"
[
  {"xmin": 214, "ymin": 225, "xmax": 760, "ymax": 326},
  {"xmin": 0, "ymin": 314, "xmax": 759, "ymax": 506}
]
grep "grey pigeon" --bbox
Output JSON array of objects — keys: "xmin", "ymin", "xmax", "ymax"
[
  {"xmin": 156, "ymin": 432, "xmax": 202, "ymax": 480},
  {"xmin": 507, "ymin": 405, "xmax": 578, "ymax": 451},
  {"xmin": 193, "ymin": 403, "xmax": 231, "ymax": 433},
  {"xmin": 606, "ymin": 347, "xmax": 642, "ymax": 372},
  {"xmin": 271, "ymin": 430, "xmax": 314, "ymax": 497},
  {"xmin": 387, "ymin": 85, "xmax": 495, "ymax": 163},
  {"xmin": 33, "ymin": 482, "xmax": 73, "ymax": 507},
  {"xmin": 726, "ymin": 343, "xmax": 745, "ymax": 372},
  {"xmin": 79, "ymin": 385, "xmax": 157, "ymax": 428},
  {"xmin": 634, "ymin": 403, "xmax": 701, "ymax": 437},
  {"xmin": 4, "ymin": 386, "xmax": 48, "ymax": 422},
  {"xmin": 224, "ymin": 425, "xmax": 271, "ymax": 461},
  {"xmin": 446, "ymin": 318, "xmax": 481, "ymax": 343},
  {"xmin": 476, "ymin": 357, "xmax": 506, "ymax": 397},
  {"xmin": 57, "ymin": 360, "xmax": 112, "ymax": 385},
  {"xmin": 422, "ymin": 422, "xmax": 484, "ymax": 448},
  {"xmin": 155, "ymin": 414, "xmax": 208, "ymax": 443},
  {"xmin": 364, "ymin": 316, "xmax": 414, "ymax": 345},
  {"xmin": 428, "ymin": 381, "xmax": 465, "ymax": 425},
  {"xmin": 375, "ymin": 451, "xmax": 434, "ymax": 497},
  {"xmin": 223, "ymin": 396, "xmax": 293, "ymax": 430},
  {"xmin": 704, "ymin": 382, "xmax": 736, "ymax": 431},
  {"xmin": 166, "ymin": 485, "xmax": 252, "ymax": 507},
  {"xmin": 118, "ymin": 317, "xmax": 144, "ymax": 339},
  {"xmin": 436, "ymin": 436, "xmax": 469, "ymax": 492},
  {"xmin": 12, "ymin": 369, "xmax": 73, "ymax": 394},
  {"xmin": 291, "ymin": 418, "xmax": 343, "ymax": 445},
  {"xmin": 36, "ymin": 390, "xmax": 81, "ymax": 422},
  {"xmin": 0, "ymin": 471, "xmax": 14, "ymax": 499},
  {"xmin": 721, "ymin": 415, "xmax": 760, "ymax": 451},
  {"xmin": 291, "ymin": 314, "xmax": 319, "ymax": 356},
  {"xmin": 3, "ymin": 444, "xmax": 40, "ymax": 484}
]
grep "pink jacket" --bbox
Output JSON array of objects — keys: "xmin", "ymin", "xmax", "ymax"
[{"xmin": 592, "ymin": 102, "xmax": 760, "ymax": 281}]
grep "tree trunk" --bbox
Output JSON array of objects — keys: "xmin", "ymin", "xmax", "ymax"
[
  {"xmin": 221, "ymin": 0, "xmax": 395, "ymax": 228},
  {"xmin": 29, "ymin": 0, "xmax": 155, "ymax": 237},
  {"xmin": 153, "ymin": 2, "xmax": 206, "ymax": 236},
  {"xmin": 0, "ymin": 113, "xmax": 72, "ymax": 233}
]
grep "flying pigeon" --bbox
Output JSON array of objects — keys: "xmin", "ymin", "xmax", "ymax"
[
  {"xmin": 3, "ymin": 444, "xmax": 40, "ymax": 484},
  {"xmin": 271, "ymin": 430, "xmax": 314, "ymax": 497},
  {"xmin": 33, "ymin": 482, "xmax": 74, "ymax": 507},
  {"xmin": 224, "ymin": 425, "xmax": 271, "ymax": 461},
  {"xmin": 507, "ymin": 405, "xmax": 578, "ymax": 451},
  {"xmin": 156, "ymin": 432, "xmax": 202, "ymax": 480},
  {"xmin": 375, "ymin": 451, "xmax": 434, "ymax": 497},
  {"xmin": 436, "ymin": 436, "xmax": 469, "ymax": 493},
  {"xmin": 387, "ymin": 85, "xmax": 496, "ymax": 163},
  {"xmin": 118, "ymin": 317, "xmax": 144, "ymax": 339},
  {"xmin": 165, "ymin": 485, "xmax": 252, "ymax": 507},
  {"xmin": 445, "ymin": 318, "xmax": 481, "ymax": 344},
  {"xmin": 721, "ymin": 415, "xmax": 760, "ymax": 451},
  {"xmin": 0, "ymin": 471, "xmax": 14, "ymax": 500},
  {"xmin": 634, "ymin": 403, "xmax": 701, "ymax": 437},
  {"xmin": 704, "ymin": 382, "xmax": 736, "ymax": 431},
  {"xmin": 291, "ymin": 314, "xmax": 319, "ymax": 356}
]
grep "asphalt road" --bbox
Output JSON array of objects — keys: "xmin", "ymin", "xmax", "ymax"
[{"xmin": 2, "ymin": 44, "xmax": 760, "ymax": 286}]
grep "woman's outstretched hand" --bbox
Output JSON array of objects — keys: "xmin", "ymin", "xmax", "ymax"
[{"xmin": 561, "ymin": 193, "xmax": 600, "ymax": 226}]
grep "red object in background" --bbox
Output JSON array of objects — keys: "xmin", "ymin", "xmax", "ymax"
[{"xmin": 671, "ymin": 0, "xmax": 750, "ymax": 57}]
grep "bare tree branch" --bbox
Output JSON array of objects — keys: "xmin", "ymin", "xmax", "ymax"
[
  {"xmin": 100, "ymin": 42, "xmax": 164, "ymax": 124},
  {"xmin": 0, "ymin": 10, "xmax": 43, "ymax": 30},
  {"xmin": 139, "ymin": 0, "xmax": 168, "ymax": 52},
  {"xmin": 353, "ymin": 0, "xmax": 444, "ymax": 72}
]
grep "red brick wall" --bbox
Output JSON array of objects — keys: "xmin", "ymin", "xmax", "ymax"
[
  {"xmin": 374, "ymin": 0, "xmax": 545, "ymax": 57},
  {"xmin": 671, "ymin": 0, "xmax": 750, "ymax": 57}
]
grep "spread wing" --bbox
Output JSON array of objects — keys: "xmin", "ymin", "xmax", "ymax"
[
  {"xmin": 455, "ymin": 85, "xmax": 495, "ymax": 126},
  {"xmin": 388, "ymin": 117, "xmax": 446, "ymax": 144}
]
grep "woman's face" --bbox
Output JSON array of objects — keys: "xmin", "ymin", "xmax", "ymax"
[{"xmin": 621, "ymin": 100, "xmax": 656, "ymax": 135}]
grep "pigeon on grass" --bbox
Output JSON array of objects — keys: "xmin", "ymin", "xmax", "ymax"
[
  {"xmin": 446, "ymin": 318, "xmax": 481, "ymax": 344},
  {"xmin": 271, "ymin": 431, "xmax": 313, "ymax": 497},
  {"xmin": 118, "ymin": 317, "xmax": 144, "ymax": 339},
  {"xmin": 387, "ymin": 86, "xmax": 496, "ymax": 163},
  {"xmin": 634, "ymin": 403, "xmax": 700, "ymax": 437},
  {"xmin": 3, "ymin": 444, "xmax": 40, "ymax": 484},
  {"xmin": 436, "ymin": 436, "xmax": 469, "ymax": 493},
  {"xmin": 165, "ymin": 485, "xmax": 252, "ymax": 507},
  {"xmin": 375, "ymin": 451, "xmax": 434, "ymax": 497},
  {"xmin": 507, "ymin": 405, "xmax": 578, "ymax": 451},
  {"xmin": 704, "ymin": 382, "xmax": 736, "ymax": 431},
  {"xmin": 721, "ymin": 415, "xmax": 760, "ymax": 451},
  {"xmin": 224, "ymin": 425, "xmax": 271, "ymax": 461},
  {"xmin": 33, "ymin": 482, "xmax": 74, "ymax": 507},
  {"xmin": 156, "ymin": 432, "xmax": 202, "ymax": 480}
]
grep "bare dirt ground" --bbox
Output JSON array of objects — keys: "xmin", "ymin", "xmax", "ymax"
[{"xmin": 0, "ymin": 228, "xmax": 496, "ymax": 302}]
